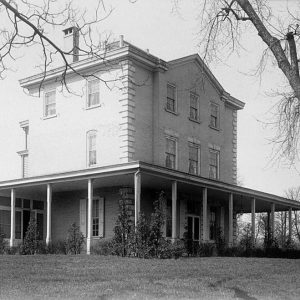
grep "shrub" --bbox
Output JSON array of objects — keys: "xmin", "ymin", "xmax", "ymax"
[
  {"xmin": 46, "ymin": 240, "xmax": 67, "ymax": 254},
  {"xmin": 92, "ymin": 239, "xmax": 115, "ymax": 256},
  {"xmin": 65, "ymin": 223, "xmax": 85, "ymax": 254},
  {"xmin": 197, "ymin": 243, "xmax": 215, "ymax": 257},
  {"xmin": 215, "ymin": 227, "xmax": 226, "ymax": 256},
  {"xmin": 113, "ymin": 194, "xmax": 133, "ymax": 257},
  {"xmin": 133, "ymin": 213, "xmax": 151, "ymax": 258},
  {"xmin": 149, "ymin": 192, "xmax": 166, "ymax": 257},
  {"xmin": 4, "ymin": 245, "xmax": 20, "ymax": 255},
  {"xmin": 157, "ymin": 239, "xmax": 186, "ymax": 259},
  {"xmin": 20, "ymin": 217, "xmax": 39, "ymax": 255},
  {"xmin": 0, "ymin": 234, "xmax": 7, "ymax": 254}
]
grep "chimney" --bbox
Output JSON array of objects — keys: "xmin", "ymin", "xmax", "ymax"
[
  {"xmin": 119, "ymin": 35, "xmax": 124, "ymax": 48},
  {"xmin": 63, "ymin": 26, "xmax": 79, "ymax": 63}
]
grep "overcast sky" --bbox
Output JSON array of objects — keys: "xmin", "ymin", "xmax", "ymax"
[{"xmin": 0, "ymin": 0, "xmax": 299, "ymax": 197}]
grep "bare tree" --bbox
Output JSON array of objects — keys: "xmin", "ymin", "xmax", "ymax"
[
  {"xmin": 0, "ymin": 0, "xmax": 113, "ymax": 92},
  {"xmin": 285, "ymin": 186, "xmax": 300, "ymax": 243},
  {"xmin": 191, "ymin": 0, "xmax": 300, "ymax": 161}
]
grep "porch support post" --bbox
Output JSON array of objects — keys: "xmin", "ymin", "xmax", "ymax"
[
  {"xmin": 10, "ymin": 188, "xmax": 16, "ymax": 248},
  {"xmin": 46, "ymin": 183, "xmax": 52, "ymax": 245},
  {"xmin": 228, "ymin": 193, "xmax": 233, "ymax": 246},
  {"xmin": 202, "ymin": 187, "xmax": 208, "ymax": 242},
  {"xmin": 134, "ymin": 171, "xmax": 141, "ymax": 228},
  {"xmin": 87, "ymin": 178, "xmax": 93, "ymax": 255},
  {"xmin": 171, "ymin": 180, "xmax": 177, "ymax": 241},
  {"xmin": 251, "ymin": 198, "xmax": 256, "ymax": 246},
  {"xmin": 271, "ymin": 203, "xmax": 275, "ymax": 239},
  {"xmin": 288, "ymin": 207, "xmax": 292, "ymax": 242}
]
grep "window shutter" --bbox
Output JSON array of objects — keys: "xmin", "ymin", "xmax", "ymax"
[
  {"xmin": 99, "ymin": 197, "xmax": 104, "ymax": 237},
  {"xmin": 80, "ymin": 199, "xmax": 87, "ymax": 237}
]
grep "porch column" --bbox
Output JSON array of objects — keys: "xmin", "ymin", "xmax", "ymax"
[
  {"xmin": 46, "ymin": 183, "xmax": 52, "ymax": 245},
  {"xmin": 202, "ymin": 187, "xmax": 208, "ymax": 242},
  {"xmin": 171, "ymin": 181, "xmax": 177, "ymax": 241},
  {"xmin": 87, "ymin": 178, "xmax": 93, "ymax": 255},
  {"xmin": 134, "ymin": 171, "xmax": 141, "ymax": 228},
  {"xmin": 228, "ymin": 193, "xmax": 233, "ymax": 246},
  {"xmin": 251, "ymin": 198, "xmax": 256, "ymax": 246},
  {"xmin": 288, "ymin": 207, "xmax": 292, "ymax": 242},
  {"xmin": 10, "ymin": 188, "xmax": 16, "ymax": 248},
  {"xmin": 270, "ymin": 203, "xmax": 275, "ymax": 239}
]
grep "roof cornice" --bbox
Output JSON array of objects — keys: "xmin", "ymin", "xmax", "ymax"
[
  {"xmin": 19, "ymin": 43, "xmax": 167, "ymax": 90},
  {"xmin": 168, "ymin": 54, "xmax": 245, "ymax": 110}
]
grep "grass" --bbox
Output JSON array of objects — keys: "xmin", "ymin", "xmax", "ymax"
[{"xmin": 0, "ymin": 256, "xmax": 299, "ymax": 299}]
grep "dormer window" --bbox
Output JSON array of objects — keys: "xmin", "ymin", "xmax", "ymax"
[
  {"xmin": 44, "ymin": 90, "xmax": 56, "ymax": 117},
  {"xmin": 87, "ymin": 79, "xmax": 100, "ymax": 108}
]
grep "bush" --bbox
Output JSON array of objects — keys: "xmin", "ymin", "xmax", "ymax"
[
  {"xmin": 46, "ymin": 240, "xmax": 67, "ymax": 254},
  {"xmin": 0, "ymin": 234, "xmax": 7, "ymax": 254},
  {"xmin": 92, "ymin": 239, "xmax": 115, "ymax": 255},
  {"xmin": 20, "ymin": 217, "xmax": 39, "ymax": 255},
  {"xmin": 65, "ymin": 223, "xmax": 85, "ymax": 254},
  {"xmin": 157, "ymin": 239, "xmax": 186, "ymax": 259}
]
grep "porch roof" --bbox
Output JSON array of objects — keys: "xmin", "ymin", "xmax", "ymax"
[{"xmin": 0, "ymin": 161, "xmax": 299, "ymax": 211}]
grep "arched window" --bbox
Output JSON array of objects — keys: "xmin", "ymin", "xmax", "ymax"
[{"xmin": 87, "ymin": 130, "xmax": 97, "ymax": 166}]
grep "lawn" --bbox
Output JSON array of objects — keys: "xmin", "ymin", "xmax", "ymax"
[{"xmin": 0, "ymin": 256, "xmax": 299, "ymax": 299}]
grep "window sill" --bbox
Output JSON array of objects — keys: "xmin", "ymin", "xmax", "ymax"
[
  {"xmin": 85, "ymin": 104, "xmax": 101, "ymax": 110},
  {"xmin": 188, "ymin": 117, "xmax": 201, "ymax": 124},
  {"xmin": 43, "ymin": 114, "xmax": 57, "ymax": 120},
  {"xmin": 165, "ymin": 107, "xmax": 179, "ymax": 116},
  {"xmin": 209, "ymin": 125, "xmax": 220, "ymax": 131}
]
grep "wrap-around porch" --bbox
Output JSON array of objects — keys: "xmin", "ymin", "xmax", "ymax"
[{"xmin": 0, "ymin": 161, "xmax": 299, "ymax": 254}]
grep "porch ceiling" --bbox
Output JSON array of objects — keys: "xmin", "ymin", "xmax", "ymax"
[{"xmin": 0, "ymin": 161, "xmax": 299, "ymax": 212}]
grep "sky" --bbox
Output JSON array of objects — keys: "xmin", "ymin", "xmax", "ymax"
[{"xmin": 0, "ymin": 0, "xmax": 299, "ymax": 197}]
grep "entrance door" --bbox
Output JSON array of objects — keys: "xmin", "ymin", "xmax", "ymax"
[{"xmin": 23, "ymin": 210, "xmax": 31, "ymax": 239}]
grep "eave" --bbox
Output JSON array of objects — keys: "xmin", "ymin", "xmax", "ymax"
[
  {"xmin": 0, "ymin": 161, "xmax": 298, "ymax": 210},
  {"xmin": 168, "ymin": 54, "xmax": 245, "ymax": 110},
  {"xmin": 19, "ymin": 43, "xmax": 167, "ymax": 90}
]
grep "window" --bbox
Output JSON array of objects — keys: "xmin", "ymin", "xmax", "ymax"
[
  {"xmin": 87, "ymin": 130, "xmax": 97, "ymax": 166},
  {"xmin": 92, "ymin": 198, "xmax": 104, "ymax": 237},
  {"xmin": 187, "ymin": 199, "xmax": 200, "ymax": 215},
  {"xmin": 188, "ymin": 144, "xmax": 200, "ymax": 175},
  {"xmin": 44, "ymin": 90, "xmax": 56, "ymax": 117},
  {"xmin": 209, "ymin": 208, "xmax": 217, "ymax": 240},
  {"xmin": 210, "ymin": 103, "xmax": 219, "ymax": 129},
  {"xmin": 87, "ymin": 79, "xmax": 100, "ymax": 108},
  {"xmin": 189, "ymin": 93, "xmax": 199, "ymax": 121},
  {"xmin": 187, "ymin": 216, "xmax": 200, "ymax": 241},
  {"xmin": 166, "ymin": 84, "xmax": 176, "ymax": 113},
  {"xmin": 93, "ymin": 199, "xmax": 99, "ymax": 237},
  {"xmin": 166, "ymin": 198, "xmax": 172, "ymax": 238},
  {"xmin": 165, "ymin": 137, "xmax": 177, "ymax": 169},
  {"xmin": 209, "ymin": 149, "xmax": 220, "ymax": 180},
  {"xmin": 0, "ymin": 210, "xmax": 10, "ymax": 238}
]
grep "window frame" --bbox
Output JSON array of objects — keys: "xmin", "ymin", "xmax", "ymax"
[
  {"xmin": 188, "ymin": 143, "xmax": 201, "ymax": 176},
  {"xmin": 92, "ymin": 197, "xmax": 104, "ymax": 238},
  {"xmin": 87, "ymin": 130, "xmax": 97, "ymax": 167},
  {"xmin": 165, "ymin": 83, "xmax": 178, "ymax": 114},
  {"xmin": 43, "ymin": 89, "xmax": 57, "ymax": 118},
  {"xmin": 86, "ymin": 78, "xmax": 100, "ymax": 109},
  {"xmin": 189, "ymin": 92, "xmax": 200, "ymax": 122},
  {"xmin": 165, "ymin": 135, "xmax": 177, "ymax": 170},
  {"xmin": 209, "ymin": 149, "xmax": 220, "ymax": 180},
  {"xmin": 210, "ymin": 102, "xmax": 220, "ymax": 130}
]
